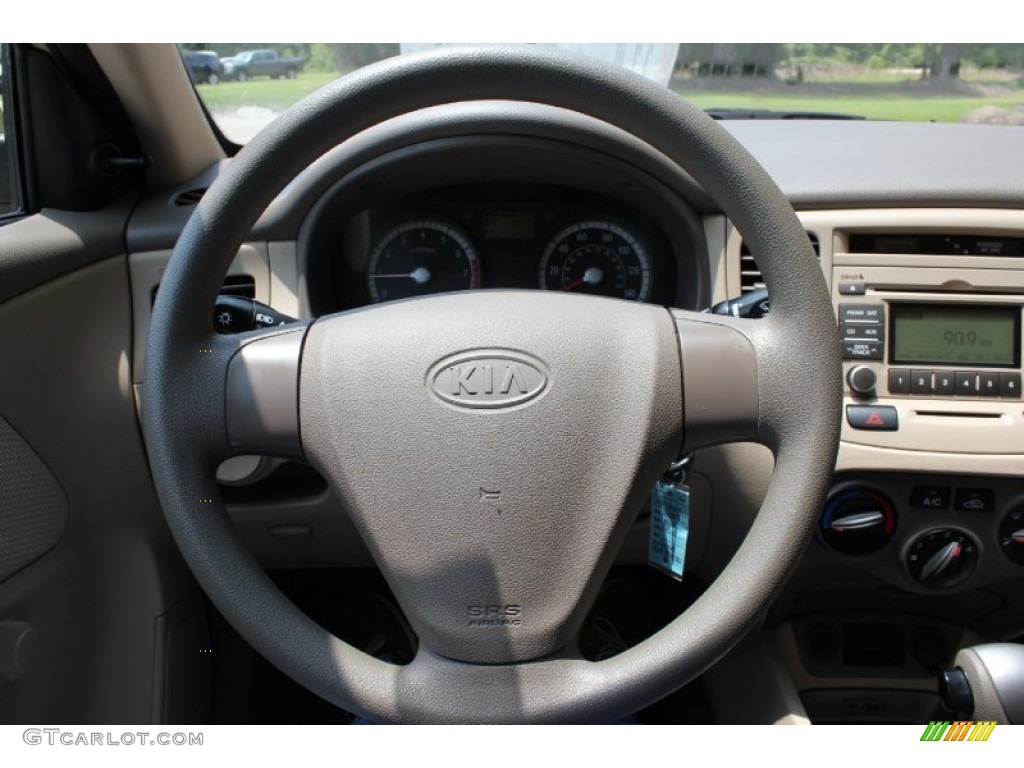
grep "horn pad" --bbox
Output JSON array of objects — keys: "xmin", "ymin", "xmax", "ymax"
[{"xmin": 299, "ymin": 291, "xmax": 683, "ymax": 663}]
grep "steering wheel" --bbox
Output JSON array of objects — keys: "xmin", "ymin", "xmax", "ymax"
[{"xmin": 144, "ymin": 47, "xmax": 840, "ymax": 723}]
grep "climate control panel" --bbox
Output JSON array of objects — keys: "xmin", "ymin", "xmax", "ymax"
[{"xmin": 817, "ymin": 473, "xmax": 1024, "ymax": 592}]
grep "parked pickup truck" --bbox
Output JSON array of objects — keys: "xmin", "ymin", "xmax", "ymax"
[{"xmin": 221, "ymin": 49, "xmax": 304, "ymax": 81}]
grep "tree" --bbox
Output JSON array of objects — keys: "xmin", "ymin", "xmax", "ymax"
[{"xmin": 933, "ymin": 43, "xmax": 963, "ymax": 80}]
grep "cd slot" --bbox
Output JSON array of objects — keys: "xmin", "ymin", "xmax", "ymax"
[
  {"xmin": 870, "ymin": 287, "xmax": 1022, "ymax": 296},
  {"xmin": 913, "ymin": 410, "xmax": 1003, "ymax": 420}
]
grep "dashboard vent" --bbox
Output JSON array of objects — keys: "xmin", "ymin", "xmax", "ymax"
[
  {"xmin": 740, "ymin": 232, "xmax": 820, "ymax": 293},
  {"xmin": 171, "ymin": 188, "xmax": 207, "ymax": 206}
]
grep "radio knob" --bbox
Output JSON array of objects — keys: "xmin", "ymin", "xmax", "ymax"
[{"xmin": 847, "ymin": 365, "xmax": 877, "ymax": 397}]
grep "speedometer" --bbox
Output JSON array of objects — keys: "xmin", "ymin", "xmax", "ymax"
[
  {"xmin": 539, "ymin": 221, "xmax": 651, "ymax": 301},
  {"xmin": 367, "ymin": 220, "xmax": 480, "ymax": 303}
]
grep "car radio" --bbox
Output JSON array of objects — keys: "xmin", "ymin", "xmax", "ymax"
[
  {"xmin": 842, "ymin": 300, "xmax": 1021, "ymax": 398},
  {"xmin": 832, "ymin": 264, "xmax": 1024, "ymax": 454}
]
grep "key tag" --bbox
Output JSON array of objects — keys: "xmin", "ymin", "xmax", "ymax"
[{"xmin": 649, "ymin": 455, "xmax": 692, "ymax": 581}]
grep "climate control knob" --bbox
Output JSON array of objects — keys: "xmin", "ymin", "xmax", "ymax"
[
  {"xmin": 821, "ymin": 487, "xmax": 896, "ymax": 555},
  {"xmin": 999, "ymin": 509, "xmax": 1024, "ymax": 566},
  {"xmin": 906, "ymin": 529, "xmax": 979, "ymax": 588}
]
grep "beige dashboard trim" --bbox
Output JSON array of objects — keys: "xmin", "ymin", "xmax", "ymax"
[
  {"xmin": 836, "ymin": 442, "xmax": 1024, "ymax": 476},
  {"xmin": 723, "ymin": 208, "xmax": 1024, "ymax": 476},
  {"xmin": 90, "ymin": 44, "xmax": 225, "ymax": 186}
]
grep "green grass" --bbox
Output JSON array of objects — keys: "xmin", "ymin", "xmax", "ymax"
[
  {"xmin": 196, "ymin": 72, "xmax": 340, "ymax": 109},
  {"xmin": 196, "ymin": 71, "xmax": 1024, "ymax": 124}
]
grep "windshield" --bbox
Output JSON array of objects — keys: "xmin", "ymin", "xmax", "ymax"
[{"xmin": 179, "ymin": 43, "xmax": 1024, "ymax": 145}]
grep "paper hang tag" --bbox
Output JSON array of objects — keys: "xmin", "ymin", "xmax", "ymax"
[{"xmin": 649, "ymin": 480, "xmax": 690, "ymax": 581}]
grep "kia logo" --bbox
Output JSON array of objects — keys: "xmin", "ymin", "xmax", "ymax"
[{"xmin": 427, "ymin": 350, "xmax": 549, "ymax": 410}]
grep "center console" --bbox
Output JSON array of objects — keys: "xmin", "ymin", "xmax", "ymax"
[{"xmin": 747, "ymin": 212, "xmax": 1024, "ymax": 723}]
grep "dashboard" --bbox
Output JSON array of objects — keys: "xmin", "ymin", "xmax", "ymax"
[{"xmin": 125, "ymin": 113, "xmax": 1024, "ymax": 724}]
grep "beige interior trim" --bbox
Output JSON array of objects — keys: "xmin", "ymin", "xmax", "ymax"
[
  {"xmin": 89, "ymin": 44, "xmax": 225, "ymax": 186},
  {"xmin": 836, "ymin": 442, "xmax": 1024, "ymax": 476},
  {"xmin": 268, "ymin": 241, "xmax": 302, "ymax": 319},
  {"xmin": 702, "ymin": 215, "xmax": 728, "ymax": 306},
  {"xmin": 723, "ymin": 208, "xmax": 1024, "ymax": 474},
  {"xmin": 802, "ymin": 207, "xmax": 1024, "ymax": 239}
]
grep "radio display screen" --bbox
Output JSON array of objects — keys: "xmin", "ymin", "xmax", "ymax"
[{"xmin": 890, "ymin": 304, "xmax": 1021, "ymax": 368}]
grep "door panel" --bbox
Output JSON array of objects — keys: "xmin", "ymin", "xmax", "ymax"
[{"xmin": 0, "ymin": 231, "xmax": 199, "ymax": 722}]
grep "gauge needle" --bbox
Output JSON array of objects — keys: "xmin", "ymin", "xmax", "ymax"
[
  {"xmin": 373, "ymin": 267, "xmax": 432, "ymax": 284},
  {"xmin": 561, "ymin": 267, "xmax": 604, "ymax": 291}
]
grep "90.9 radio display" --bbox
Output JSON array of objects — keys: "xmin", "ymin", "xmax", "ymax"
[{"xmin": 890, "ymin": 304, "xmax": 1021, "ymax": 368}]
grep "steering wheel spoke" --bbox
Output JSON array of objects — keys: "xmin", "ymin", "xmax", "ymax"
[
  {"xmin": 672, "ymin": 309, "xmax": 762, "ymax": 452},
  {"xmin": 225, "ymin": 325, "xmax": 309, "ymax": 461}
]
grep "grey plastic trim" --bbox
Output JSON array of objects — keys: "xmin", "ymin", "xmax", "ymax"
[
  {"xmin": 0, "ymin": 415, "xmax": 69, "ymax": 583},
  {"xmin": 126, "ymin": 103, "xmax": 715, "ymax": 254},
  {"xmin": 297, "ymin": 135, "xmax": 708, "ymax": 315},
  {"xmin": 0, "ymin": 255, "xmax": 196, "ymax": 722},
  {"xmin": 723, "ymin": 122, "xmax": 1024, "ymax": 210},
  {"xmin": 673, "ymin": 311, "xmax": 759, "ymax": 451},
  {"xmin": 955, "ymin": 644, "xmax": 1024, "ymax": 724},
  {"xmin": 225, "ymin": 327, "xmax": 307, "ymax": 461},
  {"xmin": 0, "ymin": 198, "xmax": 134, "ymax": 305},
  {"xmin": 703, "ymin": 629, "xmax": 810, "ymax": 724},
  {"xmin": 0, "ymin": 621, "xmax": 39, "ymax": 681}
]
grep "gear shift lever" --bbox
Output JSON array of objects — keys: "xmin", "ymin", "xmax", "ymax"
[{"xmin": 939, "ymin": 644, "xmax": 1024, "ymax": 723}]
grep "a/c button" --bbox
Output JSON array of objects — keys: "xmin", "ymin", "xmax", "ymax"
[
  {"xmin": 909, "ymin": 486, "xmax": 950, "ymax": 510},
  {"xmin": 846, "ymin": 405, "xmax": 898, "ymax": 431}
]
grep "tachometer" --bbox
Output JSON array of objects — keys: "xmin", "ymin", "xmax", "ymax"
[
  {"xmin": 367, "ymin": 220, "xmax": 480, "ymax": 302},
  {"xmin": 539, "ymin": 221, "xmax": 651, "ymax": 301}
]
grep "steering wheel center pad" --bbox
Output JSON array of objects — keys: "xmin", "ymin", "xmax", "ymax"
[{"xmin": 301, "ymin": 291, "xmax": 682, "ymax": 663}]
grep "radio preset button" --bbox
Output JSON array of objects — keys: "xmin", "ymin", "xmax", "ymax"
[
  {"xmin": 979, "ymin": 372, "xmax": 1001, "ymax": 397},
  {"xmin": 1001, "ymin": 372, "xmax": 1021, "ymax": 398},
  {"xmin": 888, "ymin": 368, "xmax": 910, "ymax": 394},
  {"xmin": 842, "ymin": 341, "xmax": 883, "ymax": 360},
  {"xmin": 839, "ymin": 304, "xmax": 884, "ymax": 322},
  {"xmin": 934, "ymin": 372, "xmax": 956, "ymax": 395},
  {"xmin": 911, "ymin": 370, "xmax": 933, "ymax": 394},
  {"xmin": 956, "ymin": 371, "xmax": 978, "ymax": 396}
]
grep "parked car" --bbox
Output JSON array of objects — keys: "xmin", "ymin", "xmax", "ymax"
[
  {"xmin": 221, "ymin": 49, "xmax": 304, "ymax": 81},
  {"xmin": 181, "ymin": 50, "xmax": 223, "ymax": 85},
  {"xmin": 1, "ymin": 41, "xmax": 1023, "ymax": 728}
]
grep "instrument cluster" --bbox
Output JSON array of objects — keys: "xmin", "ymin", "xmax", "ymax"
[{"xmin": 331, "ymin": 183, "xmax": 679, "ymax": 309}]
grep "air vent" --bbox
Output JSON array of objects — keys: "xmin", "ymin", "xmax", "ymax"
[
  {"xmin": 151, "ymin": 274, "xmax": 256, "ymax": 305},
  {"xmin": 740, "ymin": 232, "xmax": 820, "ymax": 294},
  {"xmin": 171, "ymin": 188, "xmax": 207, "ymax": 206}
]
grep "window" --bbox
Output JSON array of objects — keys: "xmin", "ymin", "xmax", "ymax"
[{"xmin": 0, "ymin": 43, "xmax": 22, "ymax": 217}]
